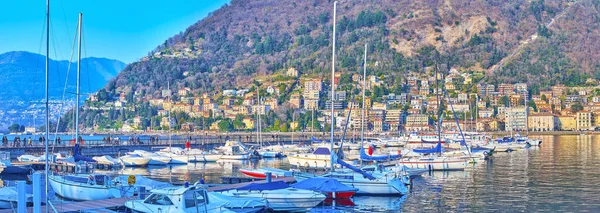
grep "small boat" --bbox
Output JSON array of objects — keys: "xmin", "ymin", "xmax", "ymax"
[
  {"xmin": 49, "ymin": 174, "xmax": 134, "ymax": 201},
  {"xmin": 219, "ymin": 141, "xmax": 252, "ymax": 160},
  {"xmin": 187, "ymin": 149, "xmax": 223, "ymax": 162},
  {"xmin": 119, "ymin": 154, "xmax": 151, "ymax": 167},
  {"xmin": 130, "ymin": 150, "xmax": 172, "ymax": 165},
  {"xmin": 217, "ymin": 181, "xmax": 326, "ymax": 212},
  {"xmin": 0, "ymin": 187, "xmax": 32, "ymax": 209},
  {"xmin": 292, "ymin": 177, "xmax": 358, "ymax": 199},
  {"xmin": 0, "ymin": 152, "xmax": 32, "ymax": 174},
  {"xmin": 93, "ymin": 155, "xmax": 120, "ymax": 166},
  {"xmin": 157, "ymin": 147, "xmax": 189, "ymax": 164},
  {"xmin": 17, "ymin": 154, "xmax": 42, "ymax": 162},
  {"xmin": 257, "ymin": 150, "xmax": 283, "ymax": 158},
  {"xmin": 287, "ymin": 146, "xmax": 332, "ymax": 168},
  {"xmin": 238, "ymin": 167, "xmax": 292, "ymax": 178},
  {"xmin": 125, "ymin": 184, "xmax": 267, "ymax": 213}
]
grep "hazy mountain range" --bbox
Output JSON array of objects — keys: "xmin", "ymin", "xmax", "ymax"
[{"xmin": 0, "ymin": 51, "xmax": 125, "ymax": 129}]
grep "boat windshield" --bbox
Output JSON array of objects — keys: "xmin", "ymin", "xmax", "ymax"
[
  {"xmin": 144, "ymin": 194, "xmax": 174, "ymax": 206},
  {"xmin": 184, "ymin": 190, "xmax": 206, "ymax": 208}
]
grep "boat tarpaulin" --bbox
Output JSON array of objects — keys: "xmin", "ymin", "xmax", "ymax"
[
  {"xmin": 0, "ymin": 187, "xmax": 18, "ymax": 201},
  {"xmin": 73, "ymin": 144, "xmax": 96, "ymax": 163},
  {"xmin": 235, "ymin": 181, "xmax": 289, "ymax": 191},
  {"xmin": 114, "ymin": 175, "xmax": 172, "ymax": 190},
  {"xmin": 312, "ymin": 136, "xmax": 323, "ymax": 143},
  {"xmin": 292, "ymin": 177, "xmax": 357, "ymax": 193},
  {"xmin": 208, "ymin": 192, "xmax": 267, "ymax": 209},
  {"xmin": 412, "ymin": 143, "xmax": 442, "ymax": 154},
  {"xmin": 313, "ymin": 147, "xmax": 331, "ymax": 155},
  {"xmin": 359, "ymin": 148, "xmax": 402, "ymax": 161}
]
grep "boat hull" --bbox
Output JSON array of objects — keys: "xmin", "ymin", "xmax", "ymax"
[
  {"xmin": 287, "ymin": 155, "xmax": 330, "ymax": 168},
  {"xmin": 48, "ymin": 175, "xmax": 133, "ymax": 201},
  {"xmin": 397, "ymin": 158, "xmax": 468, "ymax": 171},
  {"xmin": 189, "ymin": 154, "xmax": 223, "ymax": 162},
  {"xmin": 219, "ymin": 154, "xmax": 250, "ymax": 160},
  {"xmin": 219, "ymin": 188, "xmax": 326, "ymax": 211},
  {"xmin": 120, "ymin": 158, "xmax": 151, "ymax": 167}
]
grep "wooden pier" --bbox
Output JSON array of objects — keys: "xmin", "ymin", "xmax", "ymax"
[{"xmin": 0, "ymin": 197, "xmax": 131, "ymax": 213}]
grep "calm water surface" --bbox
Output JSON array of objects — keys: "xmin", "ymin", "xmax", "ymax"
[{"xmin": 5, "ymin": 135, "xmax": 600, "ymax": 212}]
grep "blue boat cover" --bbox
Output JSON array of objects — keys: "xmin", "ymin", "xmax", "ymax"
[
  {"xmin": 235, "ymin": 181, "xmax": 289, "ymax": 191},
  {"xmin": 359, "ymin": 148, "xmax": 402, "ymax": 161},
  {"xmin": 73, "ymin": 144, "xmax": 97, "ymax": 163},
  {"xmin": 495, "ymin": 137, "xmax": 514, "ymax": 143},
  {"xmin": 413, "ymin": 143, "xmax": 442, "ymax": 154},
  {"xmin": 292, "ymin": 177, "xmax": 357, "ymax": 193},
  {"xmin": 313, "ymin": 147, "xmax": 331, "ymax": 155},
  {"xmin": 311, "ymin": 136, "xmax": 323, "ymax": 143}
]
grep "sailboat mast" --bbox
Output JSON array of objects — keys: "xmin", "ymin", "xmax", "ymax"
[
  {"xmin": 168, "ymin": 81, "xmax": 171, "ymax": 148},
  {"xmin": 330, "ymin": 1, "xmax": 337, "ymax": 172},
  {"xmin": 434, "ymin": 64, "xmax": 442, "ymax": 155},
  {"xmin": 44, "ymin": 1, "xmax": 50, "ymax": 212},
  {"xmin": 361, "ymin": 43, "xmax": 367, "ymax": 167},
  {"xmin": 75, "ymin": 13, "xmax": 82, "ymax": 145}
]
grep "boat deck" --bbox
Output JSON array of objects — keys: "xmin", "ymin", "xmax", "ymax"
[
  {"xmin": 207, "ymin": 176, "xmax": 296, "ymax": 192},
  {"xmin": 0, "ymin": 197, "xmax": 132, "ymax": 213}
]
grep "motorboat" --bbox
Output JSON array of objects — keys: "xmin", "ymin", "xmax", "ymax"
[
  {"xmin": 0, "ymin": 187, "xmax": 32, "ymax": 209},
  {"xmin": 216, "ymin": 181, "xmax": 326, "ymax": 212},
  {"xmin": 187, "ymin": 148, "xmax": 223, "ymax": 162},
  {"xmin": 157, "ymin": 147, "xmax": 189, "ymax": 164},
  {"xmin": 219, "ymin": 141, "xmax": 251, "ymax": 160},
  {"xmin": 238, "ymin": 167, "xmax": 292, "ymax": 178},
  {"xmin": 125, "ymin": 184, "xmax": 267, "ymax": 213},
  {"xmin": 130, "ymin": 150, "xmax": 172, "ymax": 165},
  {"xmin": 48, "ymin": 173, "xmax": 135, "ymax": 201},
  {"xmin": 17, "ymin": 154, "xmax": 42, "ymax": 162},
  {"xmin": 119, "ymin": 154, "xmax": 151, "ymax": 167},
  {"xmin": 396, "ymin": 156, "xmax": 469, "ymax": 171},
  {"xmin": 287, "ymin": 146, "xmax": 333, "ymax": 168},
  {"xmin": 92, "ymin": 155, "xmax": 120, "ymax": 166}
]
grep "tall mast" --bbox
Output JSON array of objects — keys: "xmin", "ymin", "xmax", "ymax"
[
  {"xmin": 361, "ymin": 43, "xmax": 367, "ymax": 167},
  {"xmin": 168, "ymin": 81, "xmax": 171, "ymax": 148},
  {"xmin": 330, "ymin": 1, "xmax": 337, "ymax": 172},
  {"xmin": 75, "ymin": 13, "xmax": 82, "ymax": 145},
  {"xmin": 434, "ymin": 64, "xmax": 442, "ymax": 155},
  {"xmin": 256, "ymin": 85, "xmax": 261, "ymax": 147},
  {"xmin": 44, "ymin": 1, "xmax": 50, "ymax": 212}
]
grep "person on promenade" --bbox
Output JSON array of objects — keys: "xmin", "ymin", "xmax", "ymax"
[
  {"xmin": 57, "ymin": 137, "xmax": 61, "ymax": 146},
  {"xmin": 28, "ymin": 137, "xmax": 32, "ymax": 146}
]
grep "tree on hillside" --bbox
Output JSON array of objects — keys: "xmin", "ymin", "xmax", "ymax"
[
  {"xmin": 8, "ymin": 124, "xmax": 22, "ymax": 133},
  {"xmin": 218, "ymin": 119, "xmax": 233, "ymax": 132}
]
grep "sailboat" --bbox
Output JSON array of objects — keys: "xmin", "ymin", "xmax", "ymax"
[
  {"xmin": 295, "ymin": 3, "xmax": 409, "ymax": 195},
  {"xmin": 48, "ymin": 14, "xmax": 135, "ymax": 201},
  {"xmin": 156, "ymin": 82, "xmax": 190, "ymax": 164}
]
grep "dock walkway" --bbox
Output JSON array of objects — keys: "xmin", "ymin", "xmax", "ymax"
[{"xmin": 0, "ymin": 197, "xmax": 131, "ymax": 213}]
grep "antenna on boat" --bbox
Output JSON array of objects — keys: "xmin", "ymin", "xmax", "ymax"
[
  {"xmin": 360, "ymin": 43, "xmax": 367, "ymax": 167},
  {"xmin": 329, "ymin": 0, "xmax": 337, "ymax": 172},
  {"xmin": 44, "ymin": 1, "xmax": 50, "ymax": 212}
]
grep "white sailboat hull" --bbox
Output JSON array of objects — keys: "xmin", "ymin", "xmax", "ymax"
[
  {"xmin": 120, "ymin": 157, "xmax": 151, "ymax": 167},
  {"xmin": 294, "ymin": 172, "xmax": 407, "ymax": 195},
  {"xmin": 219, "ymin": 154, "xmax": 250, "ymax": 160},
  {"xmin": 189, "ymin": 154, "xmax": 222, "ymax": 162},
  {"xmin": 397, "ymin": 157, "xmax": 469, "ymax": 171},
  {"xmin": 48, "ymin": 175, "xmax": 133, "ymax": 201},
  {"xmin": 287, "ymin": 154, "xmax": 330, "ymax": 168}
]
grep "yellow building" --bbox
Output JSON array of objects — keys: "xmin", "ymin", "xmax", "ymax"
[
  {"xmin": 242, "ymin": 118, "xmax": 255, "ymax": 129},
  {"xmin": 528, "ymin": 113, "xmax": 556, "ymax": 131},
  {"xmin": 557, "ymin": 115, "xmax": 576, "ymax": 131},
  {"xmin": 576, "ymin": 111, "xmax": 593, "ymax": 130}
]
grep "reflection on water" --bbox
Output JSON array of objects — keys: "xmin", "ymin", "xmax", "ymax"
[{"xmin": 4, "ymin": 135, "xmax": 600, "ymax": 211}]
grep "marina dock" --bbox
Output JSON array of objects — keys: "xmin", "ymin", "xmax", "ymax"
[{"xmin": 0, "ymin": 197, "xmax": 130, "ymax": 213}]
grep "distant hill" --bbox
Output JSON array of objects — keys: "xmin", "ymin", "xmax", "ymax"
[
  {"xmin": 0, "ymin": 51, "xmax": 125, "ymax": 129},
  {"xmin": 106, "ymin": 0, "xmax": 599, "ymax": 96},
  {"xmin": 71, "ymin": 0, "xmax": 600, "ymax": 131}
]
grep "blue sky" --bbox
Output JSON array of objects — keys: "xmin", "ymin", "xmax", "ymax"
[{"xmin": 0, "ymin": 0, "xmax": 229, "ymax": 63}]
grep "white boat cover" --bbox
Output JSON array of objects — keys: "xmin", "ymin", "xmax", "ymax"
[
  {"xmin": 208, "ymin": 192, "xmax": 267, "ymax": 209},
  {"xmin": 113, "ymin": 175, "xmax": 172, "ymax": 190}
]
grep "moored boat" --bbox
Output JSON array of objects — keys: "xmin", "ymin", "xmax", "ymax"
[
  {"xmin": 49, "ymin": 173, "xmax": 134, "ymax": 201},
  {"xmin": 119, "ymin": 154, "xmax": 151, "ymax": 167}
]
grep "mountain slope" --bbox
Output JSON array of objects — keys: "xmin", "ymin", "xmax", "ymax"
[
  {"xmin": 71, "ymin": 0, "xmax": 600, "ymax": 131},
  {"xmin": 0, "ymin": 51, "xmax": 125, "ymax": 129}
]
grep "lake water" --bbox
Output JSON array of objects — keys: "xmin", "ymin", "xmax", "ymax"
[{"xmin": 4, "ymin": 135, "xmax": 600, "ymax": 212}]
